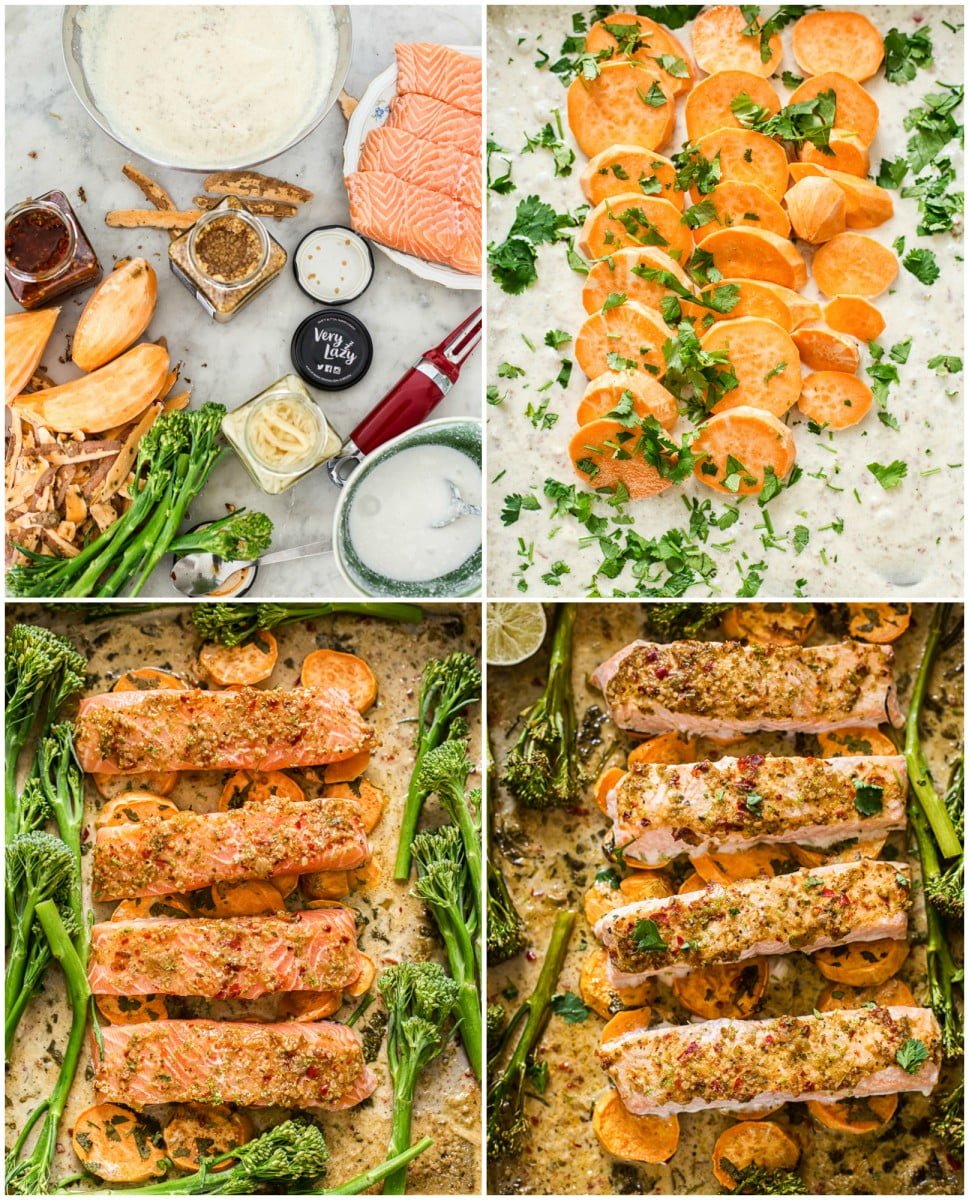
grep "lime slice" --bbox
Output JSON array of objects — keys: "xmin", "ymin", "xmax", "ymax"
[{"xmin": 486, "ymin": 602, "xmax": 547, "ymax": 666}]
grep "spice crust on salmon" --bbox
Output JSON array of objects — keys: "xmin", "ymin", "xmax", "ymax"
[
  {"xmin": 92, "ymin": 796, "xmax": 369, "ymax": 900},
  {"xmin": 593, "ymin": 639, "xmax": 902, "ymax": 735},
  {"xmin": 88, "ymin": 908, "xmax": 364, "ymax": 1000},
  {"xmin": 74, "ymin": 686, "xmax": 375, "ymax": 774},
  {"xmin": 93, "ymin": 1019, "xmax": 376, "ymax": 1110}
]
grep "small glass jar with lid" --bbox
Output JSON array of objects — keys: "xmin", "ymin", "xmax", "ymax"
[
  {"xmin": 5, "ymin": 190, "xmax": 102, "ymax": 309},
  {"xmin": 222, "ymin": 373, "xmax": 343, "ymax": 495},
  {"xmin": 168, "ymin": 198, "xmax": 286, "ymax": 322}
]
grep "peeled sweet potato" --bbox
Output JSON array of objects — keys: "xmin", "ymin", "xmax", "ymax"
[
  {"xmin": 72, "ymin": 257, "xmax": 157, "ymax": 371},
  {"xmin": 5, "ymin": 308, "xmax": 59, "ymax": 403},
  {"xmin": 11, "ymin": 342, "xmax": 169, "ymax": 433}
]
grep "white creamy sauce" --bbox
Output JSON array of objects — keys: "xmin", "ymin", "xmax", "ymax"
[
  {"xmin": 80, "ymin": 5, "xmax": 339, "ymax": 168},
  {"xmin": 486, "ymin": 5, "xmax": 964, "ymax": 598},
  {"xmin": 348, "ymin": 444, "xmax": 482, "ymax": 581}
]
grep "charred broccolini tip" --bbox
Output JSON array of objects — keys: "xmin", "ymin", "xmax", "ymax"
[
  {"xmin": 487, "ymin": 1003, "xmax": 507, "ymax": 1052},
  {"xmin": 168, "ymin": 509, "xmax": 274, "ymax": 563},
  {"xmin": 725, "ymin": 1165, "xmax": 807, "ymax": 1195},
  {"xmin": 486, "ymin": 735, "xmax": 528, "ymax": 966},
  {"xmin": 190, "ymin": 601, "xmax": 423, "ymax": 647},
  {"xmin": 502, "ymin": 604, "xmax": 578, "ymax": 810},
  {"xmin": 924, "ymin": 757, "xmax": 964, "ymax": 923},
  {"xmin": 378, "ymin": 961, "xmax": 460, "ymax": 1195},
  {"xmin": 487, "ymin": 909, "xmax": 576, "ymax": 1159},
  {"xmin": 930, "ymin": 1080, "xmax": 964, "ymax": 1158},
  {"xmin": 642, "ymin": 602, "xmax": 734, "ymax": 640}
]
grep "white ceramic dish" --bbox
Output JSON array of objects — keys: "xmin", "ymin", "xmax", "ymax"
[{"xmin": 343, "ymin": 45, "xmax": 481, "ymax": 290}]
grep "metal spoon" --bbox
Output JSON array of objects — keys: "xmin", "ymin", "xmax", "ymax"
[
  {"xmin": 170, "ymin": 539, "xmax": 333, "ymax": 598},
  {"xmin": 431, "ymin": 479, "xmax": 482, "ymax": 529}
]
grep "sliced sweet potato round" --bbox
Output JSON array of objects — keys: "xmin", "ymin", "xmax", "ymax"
[
  {"xmin": 813, "ymin": 232, "xmax": 898, "ymax": 298},
  {"xmin": 324, "ymin": 779, "xmax": 387, "ymax": 832},
  {"xmin": 806, "ymin": 1094, "xmax": 897, "ymax": 1135},
  {"xmin": 791, "ymin": 11, "xmax": 885, "ymax": 82},
  {"xmin": 627, "ymin": 732, "xmax": 698, "ymax": 768},
  {"xmin": 685, "ymin": 70, "xmax": 781, "ymax": 142},
  {"xmin": 95, "ymin": 993, "xmax": 170, "ymax": 1024},
  {"xmin": 71, "ymin": 1104, "xmax": 166, "ymax": 1184},
  {"xmin": 582, "ymin": 246, "xmax": 695, "ymax": 316},
  {"xmin": 593, "ymin": 1089, "xmax": 680, "ymax": 1163},
  {"xmin": 792, "ymin": 327, "xmax": 861, "ymax": 374},
  {"xmin": 585, "ymin": 878, "xmax": 624, "ymax": 926},
  {"xmin": 691, "ymin": 6, "xmax": 783, "ymax": 76},
  {"xmin": 702, "ymin": 278, "xmax": 793, "ymax": 331},
  {"xmin": 93, "ymin": 770, "xmax": 178, "ymax": 800},
  {"xmin": 800, "ymin": 130, "xmax": 870, "ymax": 178},
  {"xmin": 713, "ymin": 1120, "xmax": 800, "ymax": 1190},
  {"xmin": 816, "ymin": 977, "xmax": 917, "ymax": 1013},
  {"xmin": 218, "ymin": 770, "xmax": 305, "ymax": 811},
  {"xmin": 695, "ymin": 129, "xmax": 790, "ymax": 203},
  {"xmin": 585, "ymin": 13, "xmax": 694, "ymax": 97},
  {"xmin": 199, "ymin": 632, "xmax": 278, "ymax": 686},
  {"xmin": 97, "ymin": 793, "xmax": 179, "ymax": 828},
  {"xmin": 797, "ymin": 371, "xmax": 873, "ymax": 430},
  {"xmin": 619, "ymin": 871, "xmax": 674, "ymax": 903},
  {"xmin": 816, "ymin": 726, "xmax": 898, "ymax": 758},
  {"xmin": 569, "ymin": 418, "xmax": 674, "ymax": 500},
  {"xmin": 694, "ymin": 847, "xmax": 779, "ymax": 883},
  {"xmin": 846, "ymin": 603, "xmax": 912, "ymax": 644},
  {"xmin": 163, "ymin": 1104, "xmax": 254, "ymax": 1172},
  {"xmin": 112, "ymin": 667, "xmax": 186, "ymax": 692},
  {"xmin": 812, "ymin": 937, "xmax": 910, "ymax": 986},
  {"xmin": 280, "ymin": 989, "xmax": 344, "ymax": 1021},
  {"xmin": 580, "ymin": 146, "xmax": 682, "ymax": 207},
  {"xmin": 580, "ymin": 947, "xmax": 652, "ymax": 1019},
  {"xmin": 674, "ymin": 958, "xmax": 769, "ymax": 1020},
  {"xmin": 791, "ymin": 835, "xmax": 887, "ymax": 869},
  {"xmin": 699, "ymin": 180, "xmax": 791, "ymax": 238},
  {"xmin": 789, "ymin": 72, "xmax": 880, "ymax": 145},
  {"xmin": 693, "ymin": 406, "xmax": 797, "ymax": 497},
  {"xmin": 698, "ymin": 227, "xmax": 808, "ymax": 290},
  {"xmin": 823, "ymin": 295, "xmax": 885, "ymax": 341},
  {"xmin": 579, "ymin": 194, "xmax": 693, "ymax": 263},
  {"xmin": 575, "ymin": 302, "xmax": 672, "ymax": 379},
  {"xmin": 111, "ymin": 894, "xmax": 194, "ymax": 921},
  {"xmin": 196, "ymin": 880, "xmax": 287, "ymax": 918},
  {"xmin": 702, "ymin": 317, "xmax": 802, "ymax": 417},
  {"xmin": 568, "ymin": 62, "xmax": 674, "ymax": 157},
  {"xmin": 721, "ymin": 603, "xmax": 817, "ymax": 646},
  {"xmin": 578, "ymin": 371, "xmax": 679, "ymax": 431}
]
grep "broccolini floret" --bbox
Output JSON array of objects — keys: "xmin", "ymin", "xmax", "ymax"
[
  {"xmin": 930, "ymin": 1080, "xmax": 964, "ymax": 1158},
  {"xmin": 725, "ymin": 1165, "xmax": 807, "ymax": 1194},
  {"xmin": 925, "ymin": 757, "xmax": 964, "ymax": 922},
  {"xmin": 502, "ymin": 604, "xmax": 578, "ymax": 810},
  {"xmin": 168, "ymin": 509, "xmax": 273, "ymax": 563},
  {"xmin": 643, "ymin": 602, "xmax": 733, "ymax": 640},
  {"xmin": 191, "ymin": 601, "xmax": 423, "ymax": 647}
]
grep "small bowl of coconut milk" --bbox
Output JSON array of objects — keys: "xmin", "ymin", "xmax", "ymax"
[{"xmin": 334, "ymin": 418, "xmax": 482, "ymax": 598}]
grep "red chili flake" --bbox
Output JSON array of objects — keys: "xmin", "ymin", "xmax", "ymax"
[
  {"xmin": 821, "ymin": 888, "xmax": 836, "ymax": 898},
  {"xmin": 646, "ymin": 647, "xmax": 659, "ymax": 663},
  {"xmin": 655, "ymin": 666, "xmax": 670, "ymax": 680},
  {"xmin": 305, "ymin": 1066, "xmax": 319, "ymax": 1079}
]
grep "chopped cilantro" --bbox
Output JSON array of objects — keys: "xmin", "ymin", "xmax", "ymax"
[
  {"xmin": 682, "ymin": 199, "xmax": 719, "ymax": 230},
  {"xmin": 896, "ymin": 1037, "xmax": 929, "ymax": 1073},
  {"xmin": 902, "ymin": 246, "xmax": 941, "ymax": 285},
  {"xmin": 544, "ymin": 328, "xmax": 571, "ymax": 348},
  {"xmin": 556, "ymin": 359, "xmax": 572, "ymax": 388},
  {"xmin": 631, "ymin": 918, "xmax": 667, "ymax": 952},
  {"xmin": 927, "ymin": 354, "xmax": 962, "ymax": 374},
  {"xmin": 501, "ymin": 493, "xmax": 541, "ymax": 525},
  {"xmin": 497, "ymin": 361, "xmax": 525, "ymax": 379},
  {"xmin": 884, "ymin": 27, "xmax": 934, "ymax": 85},
  {"xmin": 853, "ymin": 779, "xmax": 884, "ymax": 815},
  {"xmin": 601, "ymin": 291, "xmax": 628, "ymax": 312},
  {"xmin": 550, "ymin": 991, "xmax": 590, "ymax": 1022},
  {"xmin": 732, "ymin": 88, "xmax": 836, "ymax": 150},
  {"xmin": 867, "ymin": 460, "xmax": 908, "ymax": 490}
]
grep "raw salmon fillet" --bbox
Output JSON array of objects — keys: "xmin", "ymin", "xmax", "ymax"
[
  {"xmin": 596, "ymin": 860, "xmax": 911, "ymax": 982},
  {"xmin": 593, "ymin": 640, "xmax": 901, "ymax": 736},
  {"xmin": 94, "ymin": 1019, "xmax": 376, "ymax": 1110},
  {"xmin": 346, "ymin": 172, "xmax": 480, "ymax": 275},
  {"xmin": 599, "ymin": 1006, "xmax": 940, "ymax": 1116},
  {"xmin": 395, "ymin": 43, "xmax": 482, "ymax": 114},
  {"xmin": 88, "ymin": 909, "xmax": 364, "ymax": 1000},
  {"xmin": 607, "ymin": 753, "xmax": 908, "ymax": 864},
  {"xmin": 385, "ymin": 93, "xmax": 481, "ymax": 155},
  {"xmin": 358, "ymin": 127, "xmax": 481, "ymax": 209},
  {"xmin": 93, "ymin": 797, "xmax": 368, "ymax": 901},
  {"xmin": 74, "ymin": 686, "xmax": 375, "ymax": 774}
]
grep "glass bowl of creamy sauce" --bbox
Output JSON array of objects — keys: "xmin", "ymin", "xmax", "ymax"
[
  {"xmin": 335, "ymin": 418, "xmax": 483, "ymax": 598},
  {"xmin": 63, "ymin": 5, "xmax": 352, "ymax": 171}
]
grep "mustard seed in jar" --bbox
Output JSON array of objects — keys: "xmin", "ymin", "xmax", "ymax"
[{"xmin": 193, "ymin": 213, "xmax": 264, "ymax": 283}]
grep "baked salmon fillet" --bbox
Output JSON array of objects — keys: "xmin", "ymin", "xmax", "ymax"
[
  {"xmin": 346, "ymin": 172, "xmax": 480, "ymax": 275},
  {"xmin": 592, "ymin": 640, "xmax": 901, "ymax": 736},
  {"xmin": 599, "ymin": 1006, "xmax": 940, "ymax": 1116},
  {"xmin": 358, "ymin": 127, "xmax": 481, "ymax": 208},
  {"xmin": 395, "ymin": 43, "xmax": 481, "ymax": 115},
  {"xmin": 385, "ymin": 93, "xmax": 481, "ymax": 155},
  {"xmin": 88, "ymin": 909, "xmax": 363, "ymax": 1000},
  {"xmin": 596, "ymin": 859, "xmax": 911, "ymax": 982},
  {"xmin": 94, "ymin": 1020, "xmax": 376, "ymax": 1110},
  {"xmin": 606, "ymin": 754, "xmax": 907, "ymax": 865},
  {"xmin": 74, "ymin": 686, "xmax": 375, "ymax": 775},
  {"xmin": 92, "ymin": 797, "xmax": 368, "ymax": 901}
]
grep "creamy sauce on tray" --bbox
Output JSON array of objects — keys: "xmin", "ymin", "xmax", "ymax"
[
  {"xmin": 79, "ymin": 5, "xmax": 339, "ymax": 168},
  {"xmin": 348, "ymin": 443, "xmax": 482, "ymax": 581},
  {"xmin": 486, "ymin": 6, "xmax": 964, "ymax": 598},
  {"xmin": 488, "ymin": 603, "xmax": 964, "ymax": 1196}
]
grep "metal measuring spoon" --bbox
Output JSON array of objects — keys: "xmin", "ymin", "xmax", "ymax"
[
  {"xmin": 170, "ymin": 539, "xmax": 333, "ymax": 598},
  {"xmin": 430, "ymin": 479, "xmax": 482, "ymax": 529}
]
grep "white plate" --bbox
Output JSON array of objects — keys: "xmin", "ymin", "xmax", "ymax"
[{"xmin": 343, "ymin": 45, "xmax": 481, "ymax": 290}]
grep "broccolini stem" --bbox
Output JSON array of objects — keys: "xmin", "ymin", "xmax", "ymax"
[
  {"xmin": 6, "ymin": 902, "xmax": 89, "ymax": 1195},
  {"xmin": 503, "ymin": 909, "xmax": 575, "ymax": 1074},
  {"xmin": 383, "ymin": 1061, "xmax": 419, "ymax": 1195},
  {"xmin": 905, "ymin": 604, "xmax": 962, "ymax": 859},
  {"xmin": 394, "ymin": 716, "xmax": 449, "ymax": 881},
  {"xmin": 61, "ymin": 478, "xmax": 160, "ymax": 598},
  {"xmin": 316, "ymin": 1137, "xmax": 433, "ymax": 1194}
]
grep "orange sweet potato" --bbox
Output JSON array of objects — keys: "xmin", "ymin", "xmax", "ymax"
[
  {"xmin": 72, "ymin": 258, "xmax": 158, "ymax": 371},
  {"xmin": 5, "ymin": 308, "xmax": 59, "ymax": 403}
]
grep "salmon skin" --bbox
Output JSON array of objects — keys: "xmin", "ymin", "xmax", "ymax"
[
  {"xmin": 346, "ymin": 172, "xmax": 480, "ymax": 276},
  {"xmin": 596, "ymin": 860, "xmax": 911, "ymax": 982},
  {"xmin": 385, "ymin": 93, "xmax": 481, "ymax": 156},
  {"xmin": 88, "ymin": 909, "xmax": 363, "ymax": 1000},
  {"xmin": 94, "ymin": 1019, "xmax": 376, "ymax": 1110},
  {"xmin": 358, "ymin": 127, "xmax": 481, "ymax": 208},
  {"xmin": 74, "ymin": 686, "xmax": 375, "ymax": 775},
  {"xmin": 593, "ymin": 640, "xmax": 901, "ymax": 736},
  {"xmin": 93, "ymin": 797, "xmax": 368, "ymax": 901},
  {"xmin": 607, "ymin": 754, "xmax": 907, "ymax": 865},
  {"xmin": 600, "ymin": 1006, "xmax": 940, "ymax": 1116},
  {"xmin": 395, "ymin": 42, "xmax": 481, "ymax": 114}
]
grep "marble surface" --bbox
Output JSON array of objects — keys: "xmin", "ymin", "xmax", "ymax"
[{"xmin": 5, "ymin": 3, "xmax": 482, "ymax": 598}]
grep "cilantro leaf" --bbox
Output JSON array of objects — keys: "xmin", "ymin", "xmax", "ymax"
[
  {"xmin": 867, "ymin": 460, "xmax": 908, "ymax": 490},
  {"xmin": 644, "ymin": 6, "xmax": 702, "ymax": 31},
  {"xmin": 884, "ymin": 27, "xmax": 934, "ymax": 85},
  {"xmin": 896, "ymin": 1037, "xmax": 929, "ymax": 1073},
  {"xmin": 501, "ymin": 493, "xmax": 541, "ymax": 526},
  {"xmin": 902, "ymin": 246, "xmax": 941, "ymax": 285},
  {"xmin": 853, "ymin": 779, "xmax": 884, "ymax": 816},
  {"xmin": 550, "ymin": 991, "xmax": 590, "ymax": 1023},
  {"xmin": 631, "ymin": 918, "xmax": 667, "ymax": 953}
]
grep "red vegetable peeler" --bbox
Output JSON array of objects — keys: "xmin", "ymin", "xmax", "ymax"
[{"xmin": 326, "ymin": 306, "xmax": 482, "ymax": 486}]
